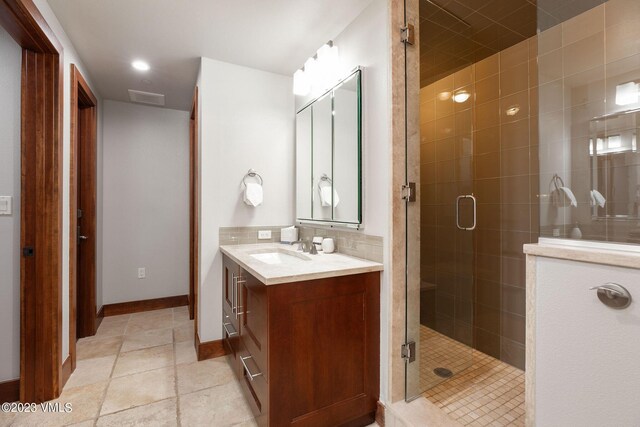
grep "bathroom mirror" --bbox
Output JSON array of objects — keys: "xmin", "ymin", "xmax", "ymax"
[
  {"xmin": 589, "ymin": 109, "xmax": 640, "ymax": 219},
  {"xmin": 295, "ymin": 68, "xmax": 362, "ymax": 227}
]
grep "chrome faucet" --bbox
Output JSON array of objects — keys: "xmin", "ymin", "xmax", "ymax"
[{"xmin": 290, "ymin": 240, "xmax": 307, "ymax": 252}]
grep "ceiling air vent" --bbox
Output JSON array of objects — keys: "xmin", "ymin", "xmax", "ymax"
[{"xmin": 128, "ymin": 89, "xmax": 165, "ymax": 106}]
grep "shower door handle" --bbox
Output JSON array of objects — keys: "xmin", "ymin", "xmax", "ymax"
[{"xmin": 456, "ymin": 195, "xmax": 477, "ymax": 231}]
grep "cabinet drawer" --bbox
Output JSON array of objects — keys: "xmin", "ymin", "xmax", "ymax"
[
  {"xmin": 238, "ymin": 346, "xmax": 268, "ymax": 423},
  {"xmin": 239, "ymin": 269, "xmax": 268, "ymax": 381},
  {"xmin": 222, "ymin": 306, "xmax": 241, "ymax": 366}
]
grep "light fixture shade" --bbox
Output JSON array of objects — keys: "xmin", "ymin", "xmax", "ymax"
[
  {"xmin": 616, "ymin": 81, "xmax": 639, "ymax": 106},
  {"xmin": 453, "ymin": 91, "xmax": 470, "ymax": 103},
  {"xmin": 316, "ymin": 42, "xmax": 340, "ymax": 91},
  {"xmin": 293, "ymin": 69, "xmax": 310, "ymax": 96}
]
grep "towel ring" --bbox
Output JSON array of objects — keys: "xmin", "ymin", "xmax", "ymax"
[
  {"xmin": 317, "ymin": 173, "xmax": 332, "ymax": 191},
  {"xmin": 242, "ymin": 169, "xmax": 263, "ymax": 187}
]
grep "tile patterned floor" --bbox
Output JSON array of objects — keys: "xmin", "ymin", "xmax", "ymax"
[
  {"xmin": 1, "ymin": 307, "xmax": 257, "ymax": 427},
  {"xmin": 421, "ymin": 327, "xmax": 526, "ymax": 427}
]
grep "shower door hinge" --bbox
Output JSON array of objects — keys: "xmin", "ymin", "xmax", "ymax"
[
  {"xmin": 402, "ymin": 182, "xmax": 416, "ymax": 202},
  {"xmin": 401, "ymin": 341, "xmax": 416, "ymax": 363},
  {"xmin": 400, "ymin": 24, "xmax": 415, "ymax": 45}
]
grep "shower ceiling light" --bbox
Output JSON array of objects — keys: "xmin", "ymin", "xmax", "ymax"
[
  {"xmin": 453, "ymin": 91, "xmax": 470, "ymax": 103},
  {"xmin": 131, "ymin": 60, "xmax": 150, "ymax": 71},
  {"xmin": 437, "ymin": 91, "xmax": 451, "ymax": 101},
  {"xmin": 506, "ymin": 105, "xmax": 520, "ymax": 116}
]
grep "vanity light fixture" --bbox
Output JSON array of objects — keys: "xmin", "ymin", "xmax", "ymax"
[
  {"xmin": 293, "ymin": 41, "xmax": 340, "ymax": 96},
  {"xmin": 453, "ymin": 90, "xmax": 470, "ymax": 103},
  {"xmin": 615, "ymin": 81, "xmax": 639, "ymax": 106},
  {"xmin": 131, "ymin": 60, "xmax": 150, "ymax": 71}
]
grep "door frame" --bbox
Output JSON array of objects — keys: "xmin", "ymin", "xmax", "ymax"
[
  {"xmin": 69, "ymin": 64, "xmax": 98, "ymax": 372},
  {"xmin": 0, "ymin": 0, "xmax": 64, "ymax": 403},
  {"xmin": 189, "ymin": 87, "xmax": 199, "ymax": 332}
]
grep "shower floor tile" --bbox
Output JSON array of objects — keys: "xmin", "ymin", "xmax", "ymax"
[{"xmin": 421, "ymin": 326, "xmax": 525, "ymax": 426}]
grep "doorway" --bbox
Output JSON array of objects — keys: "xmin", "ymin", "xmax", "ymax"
[{"xmin": 69, "ymin": 64, "xmax": 98, "ymax": 372}]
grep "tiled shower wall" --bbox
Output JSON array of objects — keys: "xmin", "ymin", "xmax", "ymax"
[{"xmin": 420, "ymin": 38, "xmax": 539, "ymax": 370}]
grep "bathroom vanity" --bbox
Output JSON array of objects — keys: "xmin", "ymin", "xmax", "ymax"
[{"xmin": 220, "ymin": 243, "xmax": 382, "ymax": 426}]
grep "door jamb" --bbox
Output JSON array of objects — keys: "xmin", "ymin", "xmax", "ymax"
[
  {"xmin": 69, "ymin": 63, "xmax": 98, "ymax": 375},
  {"xmin": 0, "ymin": 0, "xmax": 64, "ymax": 403},
  {"xmin": 189, "ymin": 87, "xmax": 199, "ymax": 336}
]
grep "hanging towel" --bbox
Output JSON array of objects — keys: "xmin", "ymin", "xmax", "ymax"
[
  {"xmin": 559, "ymin": 186, "xmax": 577, "ymax": 207},
  {"xmin": 590, "ymin": 189, "xmax": 606, "ymax": 208},
  {"xmin": 319, "ymin": 185, "xmax": 340, "ymax": 208},
  {"xmin": 243, "ymin": 182, "xmax": 263, "ymax": 207}
]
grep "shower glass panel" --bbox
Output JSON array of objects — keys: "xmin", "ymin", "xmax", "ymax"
[{"xmin": 537, "ymin": 0, "xmax": 640, "ymax": 245}]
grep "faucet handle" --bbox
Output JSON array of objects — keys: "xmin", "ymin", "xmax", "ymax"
[{"xmin": 309, "ymin": 243, "xmax": 318, "ymax": 255}]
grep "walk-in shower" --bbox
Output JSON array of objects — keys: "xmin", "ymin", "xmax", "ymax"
[{"xmin": 405, "ymin": 0, "xmax": 638, "ymax": 425}]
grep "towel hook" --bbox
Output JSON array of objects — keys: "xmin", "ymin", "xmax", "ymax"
[{"xmin": 242, "ymin": 169, "xmax": 263, "ymax": 187}]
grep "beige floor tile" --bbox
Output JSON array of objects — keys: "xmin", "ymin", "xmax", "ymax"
[
  {"xmin": 101, "ymin": 366, "xmax": 175, "ymax": 415},
  {"xmin": 232, "ymin": 420, "xmax": 259, "ymax": 427},
  {"xmin": 173, "ymin": 322, "xmax": 194, "ymax": 343},
  {"xmin": 95, "ymin": 319, "xmax": 129, "ymax": 338},
  {"xmin": 112, "ymin": 344, "xmax": 174, "ymax": 378},
  {"xmin": 96, "ymin": 397, "xmax": 178, "ymax": 427},
  {"xmin": 125, "ymin": 315, "xmax": 174, "ymax": 336},
  {"xmin": 12, "ymin": 380, "xmax": 107, "ymax": 427},
  {"xmin": 0, "ymin": 410, "xmax": 16, "ymax": 427},
  {"xmin": 179, "ymin": 381, "xmax": 253, "ymax": 427},
  {"xmin": 175, "ymin": 341, "xmax": 197, "ymax": 365},
  {"xmin": 121, "ymin": 328, "xmax": 173, "ymax": 353},
  {"xmin": 172, "ymin": 308, "xmax": 191, "ymax": 325},
  {"xmin": 129, "ymin": 309, "xmax": 173, "ymax": 322},
  {"xmin": 65, "ymin": 355, "xmax": 116, "ymax": 390},
  {"xmin": 101, "ymin": 314, "xmax": 130, "ymax": 324},
  {"xmin": 66, "ymin": 421, "xmax": 95, "ymax": 427},
  {"xmin": 77, "ymin": 336, "xmax": 123, "ymax": 360},
  {"xmin": 176, "ymin": 357, "xmax": 235, "ymax": 395}
]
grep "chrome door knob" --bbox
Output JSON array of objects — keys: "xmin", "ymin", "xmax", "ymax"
[{"xmin": 79, "ymin": 235, "xmax": 88, "ymax": 241}]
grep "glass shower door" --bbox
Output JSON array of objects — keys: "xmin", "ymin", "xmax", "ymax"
[{"xmin": 405, "ymin": 0, "xmax": 476, "ymax": 400}]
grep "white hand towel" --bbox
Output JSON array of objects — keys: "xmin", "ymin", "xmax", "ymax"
[
  {"xmin": 319, "ymin": 185, "xmax": 340, "ymax": 207},
  {"xmin": 560, "ymin": 186, "xmax": 577, "ymax": 207},
  {"xmin": 243, "ymin": 182, "xmax": 263, "ymax": 207},
  {"xmin": 591, "ymin": 189, "xmax": 606, "ymax": 208}
]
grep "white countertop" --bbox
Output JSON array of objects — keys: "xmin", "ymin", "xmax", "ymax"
[
  {"xmin": 524, "ymin": 242, "xmax": 640, "ymax": 269},
  {"xmin": 219, "ymin": 243, "xmax": 384, "ymax": 285}
]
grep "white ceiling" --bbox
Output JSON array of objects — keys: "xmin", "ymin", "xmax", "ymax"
[{"xmin": 47, "ymin": 0, "xmax": 374, "ymax": 110}]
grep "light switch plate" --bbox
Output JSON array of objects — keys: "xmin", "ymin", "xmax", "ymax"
[
  {"xmin": 258, "ymin": 230, "xmax": 272, "ymax": 240},
  {"xmin": 0, "ymin": 196, "xmax": 12, "ymax": 215},
  {"xmin": 138, "ymin": 267, "xmax": 146, "ymax": 279}
]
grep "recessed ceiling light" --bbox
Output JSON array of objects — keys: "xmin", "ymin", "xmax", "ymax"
[{"xmin": 131, "ymin": 60, "xmax": 150, "ymax": 71}]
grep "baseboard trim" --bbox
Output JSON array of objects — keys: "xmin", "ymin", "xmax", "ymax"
[
  {"xmin": 376, "ymin": 401, "xmax": 385, "ymax": 427},
  {"xmin": 103, "ymin": 295, "xmax": 189, "ymax": 317},
  {"xmin": 0, "ymin": 379, "xmax": 19, "ymax": 404},
  {"xmin": 61, "ymin": 356, "xmax": 72, "ymax": 390},
  {"xmin": 96, "ymin": 306, "xmax": 104, "ymax": 330},
  {"xmin": 196, "ymin": 333, "xmax": 228, "ymax": 361}
]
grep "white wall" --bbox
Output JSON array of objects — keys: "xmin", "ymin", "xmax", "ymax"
[
  {"xmin": 0, "ymin": 25, "xmax": 22, "ymax": 382},
  {"xmin": 534, "ymin": 256, "xmax": 640, "ymax": 426},
  {"xmin": 197, "ymin": 58, "xmax": 295, "ymax": 343},
  {"xmin": 295, "ymin": 0, "xmax": 392, "ymax": 401},
  {"xmin": 102, "ymin": 100, "xmax": 189, "ymax": 304}
]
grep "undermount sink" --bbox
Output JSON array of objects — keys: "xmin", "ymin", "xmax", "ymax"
[{"xmin": 249, "ymin": 249, "xmax": 311, "ymax": 265}]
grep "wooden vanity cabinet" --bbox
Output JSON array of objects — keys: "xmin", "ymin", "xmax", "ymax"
[{"xmin": 222, "ymin": 254, "xmax": 380, "ymax": 427}]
